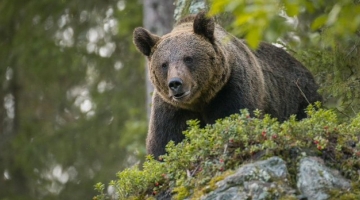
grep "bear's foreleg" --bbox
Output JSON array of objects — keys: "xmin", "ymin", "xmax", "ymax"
[{"xmin": 147, "ymin": 93, "xmax": 201, "ymax": 159}]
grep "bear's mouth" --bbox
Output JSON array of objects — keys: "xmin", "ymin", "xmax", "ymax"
[{"xmin": 173, "ymin": 91, "xmax": 190, "ymax": 100}]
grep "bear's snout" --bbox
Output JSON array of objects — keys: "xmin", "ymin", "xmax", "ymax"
[
  {"xmin": 168, "ymin": 77, "xmax": 190, "ymax": 100},
  {"xmin": 168, "ymin": 77, "xmax": 183, "ymax": 94}
]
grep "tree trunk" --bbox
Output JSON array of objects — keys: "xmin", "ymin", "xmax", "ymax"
[
  {"xmin": 143, "ymin": 0, "xmax": 175, "ymax": 118},
  {"xmin": 174, "ymin": 0, "xmax": 208, "ymax": 22}
]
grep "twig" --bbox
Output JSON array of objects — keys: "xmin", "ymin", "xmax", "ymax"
[
  {"xmin": 188, "ymin": 164, "xmax": 201, "ymax": 178},
  {"xmin": 223, "ymin": 143, "xmax": 228, "ymax": 154},
  {"xmin": 345, "ymin": 39, "xmax": 360, "ymax": 58},
  {"xmin": 294, "ymin": 79, "xmax": 310, "ymax": 104}
]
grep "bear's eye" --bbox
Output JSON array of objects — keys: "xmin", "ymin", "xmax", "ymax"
[
  {"xmin": 161, "ymin": 62, "xmax": 168, "ymax": 69},
  {"xmin": 183, "ymin": 56, "xmax": 193, "ymax": 64}
]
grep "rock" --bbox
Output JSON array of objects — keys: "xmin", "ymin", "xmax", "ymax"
[
  {"xmin": 200, "ymin": 157, "xmax": 295, "ymax": 200},
  {"xmin": 297, "ymin": 156, "xmax": 351, "ymax": 200},
  {"xmin": 167, "ymin": 156, "xmax": 353, "ymax": 200}
]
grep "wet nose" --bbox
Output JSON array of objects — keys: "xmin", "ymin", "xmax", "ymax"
[{"xmin": 168, "ymin": 78, "xmax": 183, "ymax": 93}]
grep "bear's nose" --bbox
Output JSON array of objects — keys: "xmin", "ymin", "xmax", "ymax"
[{"xmin": 168, "ymin": 78, "xmax": 183, "ymax": 93}]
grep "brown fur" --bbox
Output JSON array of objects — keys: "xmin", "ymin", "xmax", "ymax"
[{"xmin": 133, "ymin": 12, "xmax": 322, "ymax": 158}]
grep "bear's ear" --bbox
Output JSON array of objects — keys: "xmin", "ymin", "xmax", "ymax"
[
  {"xmin": 193, "ymin": 11, "xmax": 215, "ymax": 42},
  {"xmin": 133, "ymin": 27, "xmax": 161, "ymax": 56}
]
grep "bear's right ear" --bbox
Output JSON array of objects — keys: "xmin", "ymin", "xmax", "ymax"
[{"xmin": 133, "ymin": 27, "xmax": 161, "ymax": 57}]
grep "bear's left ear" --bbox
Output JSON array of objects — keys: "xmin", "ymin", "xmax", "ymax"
[
  {"xmin": 133, "ymin": 27, "xmax": 161, "ymax": 57},
  {"xmin": 193, "ymin": 11, "xmax": 215, "ymax": 42}
]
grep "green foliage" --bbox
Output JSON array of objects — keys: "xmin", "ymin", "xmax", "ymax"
[
  {"xmin": 94, "ymin": 156, "xmax": 166, "ymax": 200},
  {"xmin": 293, "ymin": 39, "xmax": 360, "ymax": 119},
  {"xmin": 209, "ymin": 0, "xmax": 360, "ymax": 49},
  {"xmin": 95, "ymin": 104, "xmax": 360, "ymax": 199}
]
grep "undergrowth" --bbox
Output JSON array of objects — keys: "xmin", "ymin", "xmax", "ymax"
[{"xmin": 94, "ymin": 103, "xmax": 360, "ymax": 200}]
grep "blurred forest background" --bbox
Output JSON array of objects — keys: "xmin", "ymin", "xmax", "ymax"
[
  {"xmin": 0, "ymin": 0, "xmax": 163, "ymax": 199},
  {"xmin": 1, "ymin": 0, "xmax": 360, "ymax": 199}
]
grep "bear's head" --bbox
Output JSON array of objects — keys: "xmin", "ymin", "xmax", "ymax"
[{"xmin": 133, "ymin": 12, "xmax": 230, "ymax": 111}]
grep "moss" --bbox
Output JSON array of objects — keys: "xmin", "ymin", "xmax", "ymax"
[
  {"xmin": 173, "ymin": 185, "xmax": 191, "ymax": 200},
  {"xmin": 279, "ymin": 196, "xmax": 298, "ymax": 200},
  {"xmin": 326, "ymin": 182, "xmax": 360, "ymax": 200},
  {"xmin": 208, "ymin": 170, "xmax": 234, "ymax": 190},
  {"xmin": 190, "ymin": 170, "xmax": 234, "ymax": 199},
  {"xmin": 328, "ymin": 189, "xmax": 360, "ymax": 199}
]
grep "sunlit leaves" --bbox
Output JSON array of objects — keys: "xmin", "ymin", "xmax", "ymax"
[
  {"xmin": 311, "ymin": 2, "xmax": 360, "ymax": 39},
  {"xmin": 311, "ymin": 14, "xmax": 327, "ymax": 30},
  {"xmin": 210, "ymin": 0, "xmax": 280, "ymax": 48},
  {"xmin": 209, "ymin": 0, "xmax": 360, "ymax": 48},
  {"xmin": 283, "ymin": 0, "xmax": 299, "ymax": 17}
]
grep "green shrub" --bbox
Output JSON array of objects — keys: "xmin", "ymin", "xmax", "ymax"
[{"xmin": 94, "ymin": 103, "xmax": 360, "ymax": 200}]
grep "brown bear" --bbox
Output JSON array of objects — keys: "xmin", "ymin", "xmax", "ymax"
[{"xmin": 133, "ymin": 12, "xmax": 322, "ymax": 158}]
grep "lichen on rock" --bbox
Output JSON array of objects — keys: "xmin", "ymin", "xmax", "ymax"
[
  {"xmin": 199, "ymin": 156, "xmax": 353, "ymax": 200},
  {"xmin": 200, "ymin": 157, "xmax": 295, "ymax": 200},
  {"xmin": 297, "ymin": 157, "xmax": 351, "ymax": 200}
]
